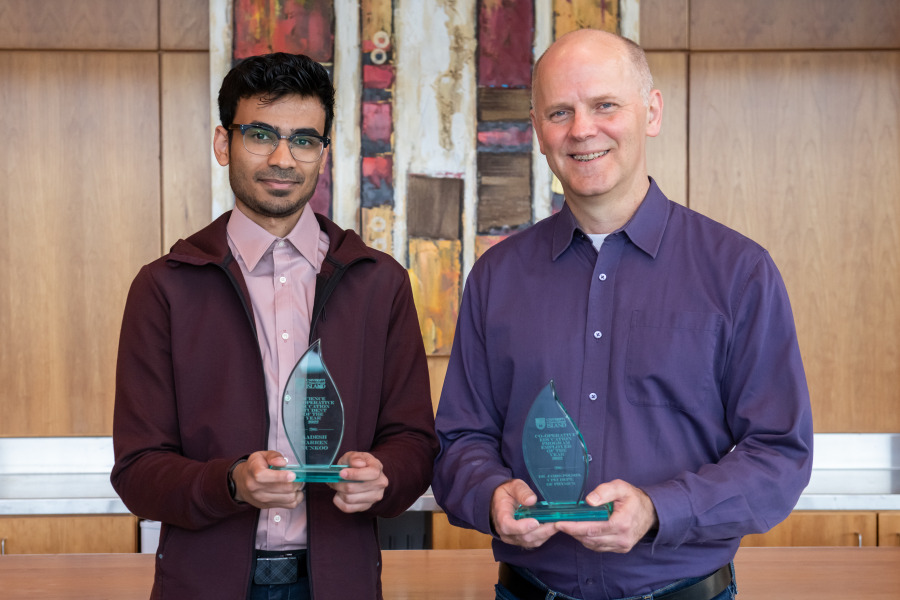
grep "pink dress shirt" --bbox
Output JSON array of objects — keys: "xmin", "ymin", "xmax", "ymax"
[{"xmin": 226, "ymin": 205, "xmax": 329, "ymax": 551}]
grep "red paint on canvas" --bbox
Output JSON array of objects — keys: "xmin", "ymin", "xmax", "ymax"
[
  {"xmin": 477, "ymin": 128, "xmax": 532, "ymax": 147},
  {"xmin": 478, "ymin": 0, "xmax": 534, "ymax": 87},
  {"xmin": 363, "ymin": 65, "xmax": 395, "ymax": 89},
  {"xmin": 363, "ymin": 156, "xmax": 393, "ymax": 188},
  {"xmin": 362, "ymin": 37, "xmax": 392, "ymax": 53},
  {"xmin": 362, "ymin": 102, "xmax": 393, "ymax": 143},
  {"xmin": 309, "ymin": 152, "xmax": 332, "ymax": 216},
  {"xmin": 234, "ymin": 0, "xmax": 334, "ymax": 62}
]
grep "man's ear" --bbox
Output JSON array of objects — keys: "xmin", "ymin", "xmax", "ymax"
[
  {"xmin": 646, "ymin": 89, "xmax": 663, "ymax": 138},
  {"xmin": 213, "ymin": 126, "xmax": 231, "ymax": 166},
  {"xmin": 530, "ymin": 109, "xmax": 547, "ymax": 156},
  {"xmin": 318, "ymin": 145, "xmax": 330, "ymax": 174}
]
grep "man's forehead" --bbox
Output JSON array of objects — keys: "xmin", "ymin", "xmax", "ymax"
[
  {"xmin": 234, "ymin": 94, "xmax": 325, "ymax": 127},
  {"xmin": 535, "ymin": 54, "xmax": 634, "ymax": 97}
]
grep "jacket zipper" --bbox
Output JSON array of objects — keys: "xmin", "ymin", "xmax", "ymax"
[
  {"xmin": 218, "ymin": 250, "xmax": 369, "ymax": 599},
  {"xmin": 216, "ymin": 255, "xmax": 268, "ymax": 600}
]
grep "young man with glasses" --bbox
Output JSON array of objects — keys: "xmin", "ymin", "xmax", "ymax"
[{"xmin": 112, "ymin": 53, "xmax": 438, "ymax": 599}]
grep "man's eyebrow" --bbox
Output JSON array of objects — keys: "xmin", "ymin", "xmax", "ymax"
[
  {"xmin": 249, "ymin": 121, "xmax": 322, "ymax": 136},
  {"xmin": 291, "ymin": 127, "xmax": 323, "ymax": 136}
]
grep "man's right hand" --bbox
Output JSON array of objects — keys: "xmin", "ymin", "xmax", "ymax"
[
  {"xmin": 490, "ymin": 479, "xmax": 557, "ymax": 548},
  {"xmin": 231, "ymin": 451, "xmax": 304, "ymax": 509}
]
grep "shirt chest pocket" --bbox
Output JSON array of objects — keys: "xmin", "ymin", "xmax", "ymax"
[{"xmin": 625, "ymin": 310, "xmax": 724, "ymax": 413}]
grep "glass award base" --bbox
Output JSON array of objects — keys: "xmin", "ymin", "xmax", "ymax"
[
  {"xmin": 270, "ymin": 464, "xmax": 349, "ymax": 482},
  {"xmin": 514, "ymin": 501, "xmax": 613, "ymax": 523}
]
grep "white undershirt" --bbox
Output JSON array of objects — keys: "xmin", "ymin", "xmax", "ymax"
[{"xmin": 586, "ymin": 233, "xmax": 608, "ymax": 252}]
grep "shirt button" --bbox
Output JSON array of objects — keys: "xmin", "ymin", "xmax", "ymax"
[
  {"xmin": 589, "ymin": 393, "xmax": 597, "ymax": 401},
  {"xmin": 587, "ymin": 454, "xmax": 593, "ymax": 462},
  {"xmin": 598, "ymin": 274, "xmax": 606, "ymax": 281},
  {"xmin": 273, "ymin": 515, "xmax": 282, "ymax": 523},
  {"xmin": 593, "ymin": 331, "xmax": 602, "ymax": 339},
  {"xmin": 277, "ymin": 241, "xmax": 285, "ymax": 248},
  {"xmin": 586, "ymin": 578, "xmax": 595, "ymax": 585},
  {"xmin": 279, "ymin": 275, "xmax": 287, "ymax": 284},
  {"xmin": 281, "ymin": 332, "xmax": 290, "ymax": 340}
]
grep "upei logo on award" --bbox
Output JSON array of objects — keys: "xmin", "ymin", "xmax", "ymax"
[{"xmin": 535, "ymin": 417, "xmax": 567, "ymax": 430}]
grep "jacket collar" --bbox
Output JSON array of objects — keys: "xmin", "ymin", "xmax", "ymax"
[{"xmin": 167, "ymin": 210, "xmax": 378, "ymax": 271}]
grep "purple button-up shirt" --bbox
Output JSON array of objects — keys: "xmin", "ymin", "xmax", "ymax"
[{"xmin": 433, "ymin": 179, "xmax": 813, "ymax": 599}]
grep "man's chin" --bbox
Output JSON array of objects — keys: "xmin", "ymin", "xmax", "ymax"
[
  {"xmin": 265, "ymin": 188, "xmax": 294, "ymax": 198},
  {"xmin": 238, "ymin": 196, "xmax": 309, "ymax": 220}
]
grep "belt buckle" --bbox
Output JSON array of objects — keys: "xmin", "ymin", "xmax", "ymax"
[{"xmin": 254, "ymin": 555, "xmax": 299, "ymax": 585}]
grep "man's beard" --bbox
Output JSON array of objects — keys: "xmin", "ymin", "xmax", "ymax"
[{"xmin": 230, "ymin": 166, "xmax": 317, "ymax": 219}]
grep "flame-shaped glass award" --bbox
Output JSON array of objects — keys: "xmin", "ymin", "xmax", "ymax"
[
  {"xmin": 514, "ymin": 380, "xmax": 613, "ymax": 522},
  {"xmin": 271, "ymin": 339, "xmax": 348, "ymax": 482}
]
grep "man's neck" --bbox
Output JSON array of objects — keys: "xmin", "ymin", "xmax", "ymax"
[
  {"xmin": 235, "ymin": 202, "xmax": 304, "ymax": 238},
  {"xmin": 568, "ymin": 177, "xmax": 650, "ymax": 235}
]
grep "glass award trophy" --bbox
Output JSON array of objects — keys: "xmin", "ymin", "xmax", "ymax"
[
  {"xmin": 270, "ymin": 339, "xmax": 349, "ymax": 482},
  {"xmin": 514, "ymin": 380, "xmax": 613, "ymax": 522}
]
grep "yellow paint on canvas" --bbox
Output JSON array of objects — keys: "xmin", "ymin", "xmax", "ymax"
[
  {"xmin": 362, "ymin": 205, "xmax": 394, "ymax": 256},
  {"xmin": 554, "ymin": 0, "xmax": 620, "ymax": 37},
  {"xmin": 475, "ymin": 234, "xmax": 508, "ymax": 260},
  {"xmin": 362, "ymin": 0, "xmax": 392, "ymax": 42},
  {"xmin": 408, "ymin": 238, "xmax": 461, "ymax": 355}
]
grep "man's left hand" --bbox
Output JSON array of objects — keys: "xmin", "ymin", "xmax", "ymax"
[
  {"xmin": 327, "ymin": 451, "xmax": 388, "ymax": 513},
  {"xmin": 554, "ymin": 479, "xmax": 658, "ymax": 553}
]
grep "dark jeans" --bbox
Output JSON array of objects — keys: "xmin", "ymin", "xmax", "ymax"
[
  {"xmin": 249, "ymin": 576, "xmax": 311, "ymax": 600},
  {"xmin": 495, "ymin": 563, "xmax": 737, "ymax": 600}
]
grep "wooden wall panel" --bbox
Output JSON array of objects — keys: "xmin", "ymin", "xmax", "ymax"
[
  {"xmin": 162, "ymin": 52, "xmax": 212, "ymax": 251},
  {"xmin": 0, "ymin": 52, "xmax": 161, "ymax": 436},
  {"xmin": 0, "ymin": 0, "xmax": 158, "ymax": 50},
  {"xmin": 160, "ymin": 0, "xmax": 209, "ymax": 50},
  {"xmin": 691, "ymin": 0, "xmax": 900, "ymax": 50},
  {"xmin": 690, "ymin": 52, "xmax": 900, "ymax": 432},
  {"xmin": 645, "ymin": 52, "xmax": 687, "ymax": 206},
  {"xmin": 741, "ymin": 511, "xmax": 877, "ymax": 547},
  {"xmin": 640, "ymin": 0, "xmax": 688, "ymax": 50},
  {"xmin": 878, "ymin": 512, "xmax": 900, "ymax": 547},
  {"xmin": 427, "ymin": 355, "xmax": 449, "ymax": 415},
  {"xmin": 431, "ymin": 513, "xmax": 493, "ymax": 550},
  {"xmin": 0, "ymin": 515, "xmax": 138, "ymax": 554}
]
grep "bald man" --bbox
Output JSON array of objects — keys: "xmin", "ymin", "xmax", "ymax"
[{"xmin": 433, "ymin": 29, "xmax": 812, "ymax": 600}]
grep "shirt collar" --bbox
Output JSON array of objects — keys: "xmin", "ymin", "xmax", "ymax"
[
  {"xmin": 226, "ymin": 205, "xmax": 324, "ymax": 272},
  {"xmin": 551, "ymin": 177, "xmax": 669, "ymax": 261}
]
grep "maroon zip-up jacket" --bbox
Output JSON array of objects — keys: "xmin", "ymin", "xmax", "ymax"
[{"xmin": 111, "ymin": 211, "xmax": 438, "ymax": 599}]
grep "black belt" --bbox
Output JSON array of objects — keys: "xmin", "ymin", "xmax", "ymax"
[
  {"xmin": 498, "ymin": 562, "xmax": 732, "ymax": 600},
  {"xmin": 253, "ymin": 549, "xmax": 308, "ymax": 586}
]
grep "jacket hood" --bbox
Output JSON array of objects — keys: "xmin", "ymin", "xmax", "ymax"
[{"xmin": 167, "ymin": 210, "xmax": 379, "ymax": 269}]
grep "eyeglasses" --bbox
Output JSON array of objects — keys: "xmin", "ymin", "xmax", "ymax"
[{"xmin": 228, "ymin": 124, "xmax": 330, "ymax": 163}]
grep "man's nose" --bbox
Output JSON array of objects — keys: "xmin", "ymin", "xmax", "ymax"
[
  {"xmin": 268, "ymin": 138, "xmax": 295, "ymax": 167},
  {"xmin": 569, "ymin": 110, "xmax": 598, "ymax": 140}
]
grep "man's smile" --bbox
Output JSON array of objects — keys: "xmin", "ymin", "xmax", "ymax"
[{"xmin": 572, "ymin": 150, "xmax": 610, "ymax": 162}]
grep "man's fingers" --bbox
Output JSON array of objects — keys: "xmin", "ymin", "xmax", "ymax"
[{"xmin": 233, "ymin": 451, "xmax": 304, "ymax": 509}]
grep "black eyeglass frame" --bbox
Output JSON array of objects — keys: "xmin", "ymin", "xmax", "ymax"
[{"xmin": 227, "ymin": 123, "xmax": 330, "ymax": 162}]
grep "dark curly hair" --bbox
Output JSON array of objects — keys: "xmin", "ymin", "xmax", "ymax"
[{"xmin": 218, "ymin": 52, "xmax": 335, "ymax": 135}]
